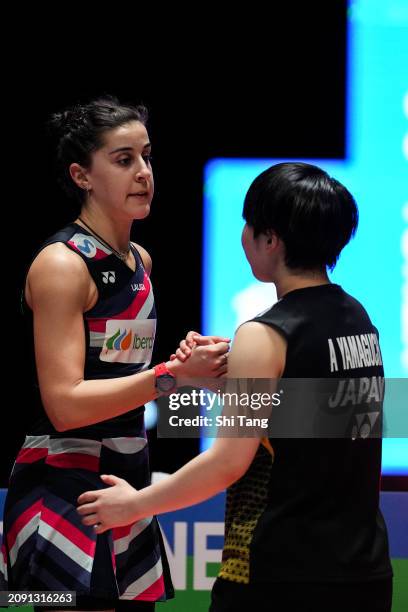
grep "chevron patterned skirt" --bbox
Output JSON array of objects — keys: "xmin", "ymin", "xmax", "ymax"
[{"xmin": 0, "ymin": 434, "xmax": 174, "ymax": 605}]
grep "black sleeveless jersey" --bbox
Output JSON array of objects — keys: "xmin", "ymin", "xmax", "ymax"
[
  {"xmin": 22, "ymin": 222, "xmax": 156, "ymax": 437},
  {"xmin": 220, "ymin": 284, "xmax": 392, "ymax": 584}
]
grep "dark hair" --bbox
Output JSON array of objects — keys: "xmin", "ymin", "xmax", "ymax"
[
  {"xmin": 243, "ymin": 162, "xmax": 358, "ymax": 270},
  {"xmin": 47, "ymin": 95, "xmax": 148, "ymax": 201}
]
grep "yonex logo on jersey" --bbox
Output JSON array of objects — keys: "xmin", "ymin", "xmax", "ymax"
[
  {"xmin": 350, "ymin": 411, "xmax": 380, "ymax": 440},
  {"xmin": 131, "ymin": 283, "xmax": 146, "ymax": 292},
  {"xmin": 102, "ymin": 271, "xmax": 116, "ymax": 284}
]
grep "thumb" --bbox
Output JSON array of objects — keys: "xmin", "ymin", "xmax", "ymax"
[
  {"xmin": 186, "ymin": 330, "xmax": 201, "ymax": 346},
  {"xmin": 193, "ymin": 335, "xmax": 231, "ymax": 345},
  {"xmin": 100, "ymin": 474, "xmax": 122, "ymax": 487},
  {"xmin": 192, "ymin": 336, "xmax": 212, "ymax": 345}
]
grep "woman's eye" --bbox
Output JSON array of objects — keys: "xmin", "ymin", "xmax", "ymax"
[
  {"xmin": 118, "ymin": 157, "xmax": 131, "ymax": 166},
  {"xmin": 143, "ymin": 154, "xmax": 153, "ymax": 165}
]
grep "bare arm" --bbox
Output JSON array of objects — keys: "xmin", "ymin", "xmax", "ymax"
[
  {"xmin": 27, "ymin": 243, "xmax": 229, "ymax": 432},
  {"xmin": 77, "ymin": 321, "xmax": 287, "ymax": 530}
]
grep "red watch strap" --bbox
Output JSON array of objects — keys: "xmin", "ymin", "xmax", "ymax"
[{"xmin": 154, "ymin": 362, "xmax": 173, "ymax": 377}]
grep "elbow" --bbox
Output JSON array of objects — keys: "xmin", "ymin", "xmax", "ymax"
[
  {"xmin": 223, "ymin": 462, "xmax": 248, "ymax": 486},
  {"xmin": 44, "ymin": 406, "xmax": 70, "ymax": 432},
  {"xmin": 42, "ymin": 394, "xmax": 74, "ymax": 432},
  {"xmin": 41, "ymin": 379, "xmax": 86, "ymax": 432},
  {"xmin": 52, "ymin": 418, "xmax": 71, "ymax": 433},
  {"xmin": 212, "ymin": 455, "xmax": 248, "ymax": 488}
]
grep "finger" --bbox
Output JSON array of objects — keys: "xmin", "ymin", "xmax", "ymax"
[
  {"xmin": 193, "ymin": 337, "xmax": 213, "ymax": 346},
  {"xmin": 93, "ymin": 523, "xmax": 108, "ymax": 534},
  {"xmin": 100, "ymin": 474, "xmax": 122, "ymax": 486},
  {"xmin": 176, "ymin": 348, "xmax": 188, "ymax": 362},
  {"xmin": 213, "ymin": 352, "xmax": 229, "ymax": 373},
  {"xmin": 216, "ymin": 369, "xmax": 228, "ymax": 378},
  {"xmin": 214, "ymin": 354, "xmax": 228, "ymax": 369},
  {"xmin": 179, "ymin": 340, "xmax": 192, "ymax": 356},
  {"xmin": 81, "ymin": 513, "xmax": 100, "ymax": 526},
  {"xmin": 215, "ymin": 368, "xmax": 228, "ymax": 378},
  {"xmin": 170, "ymin": 354, "xmax": 176, "ymax": 360},
  {"xmin": 186, "ymin": 331, "xmax": 200, "ymax": 347},
  {"xmin": 77, "ymin": 502, "xmax": 98, "ymax": 515},
  {"xmin": 192, "ymin": 335, "xmax": 230, "ymax": 346},
  {"xmin": 217, "ymin": 357, "xmax": 229, "ymax": 370},
  {"xmin": 212, "ymin": 342, "xmax": 230, "ymax": 355},
  {"xmin": 208, "ymin": 336, "xmax": 231, "ymax": 343},
  {"xmin": 77, "ymin": 491, "xmax": 99, "ymax": 505}
]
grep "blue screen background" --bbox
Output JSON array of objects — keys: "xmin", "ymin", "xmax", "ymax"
[{"xmin": 202, "ymin": 0, "xmax": 408, "ymax": 474}]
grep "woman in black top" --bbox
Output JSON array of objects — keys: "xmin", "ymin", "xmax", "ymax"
[{"xmin": 78, "ymin": 162, "xmax": 392, "ymax": 612}]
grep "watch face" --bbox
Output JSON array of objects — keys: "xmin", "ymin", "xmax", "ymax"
[{"xmin": 157, "ymin": 374, "xmax": 176, "ymax": 392}]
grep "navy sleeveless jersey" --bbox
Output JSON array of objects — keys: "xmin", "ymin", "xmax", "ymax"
[
  {"xmin": 1, "ymin": 223, "xmax": 174, "ymax": 602},
  {"xmin": 219, "ymin": 284, "xmax": 392, "ymax": 585},
  {"xmin": 23, "ymin": 222, "xmax": 156, "ymax": 437}
]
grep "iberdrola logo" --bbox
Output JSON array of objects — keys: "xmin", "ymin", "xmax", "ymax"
[
  {"xmin": 101, "ymin": 319, "xmax": 156, "ymax": 364},
  {"xmin": 106, "ymin": 328, "xmax": 133, "ymax": 351},
  {"xmin": 105, "ymin": 328, "xmax": 154, "ymax": 352}
]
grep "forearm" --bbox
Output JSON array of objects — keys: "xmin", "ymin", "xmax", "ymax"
[
  {"xmin": 128, "ymin": 449, "xmax": 240, "ymax": 520},
  {"xmin": 58, "ymin": 370, "xmax": 157, "ymax": 430},
  {"xmin": 48, "ymin": 360, "xmax": 176, "ymax": 431}
]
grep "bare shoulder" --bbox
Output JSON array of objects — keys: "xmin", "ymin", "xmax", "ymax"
[
  {"xmin": 26, "ymin": 243, "xmax": 94, "ymax": 310},
  {"xmin": 228, "ymin": 321, "xmax": 287, "ymax": 377},
  {"xmin": 234, "ymin": 321, "xmax": 286, "ymax": 345},
  {"xmin": 132, "ymin": 242, "xmax": 152, "ymax": 275}
]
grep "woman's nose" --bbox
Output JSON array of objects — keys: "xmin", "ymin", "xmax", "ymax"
[{"xmin": 136, "ymin": 161, "xmax": 152, "ymax": 180}]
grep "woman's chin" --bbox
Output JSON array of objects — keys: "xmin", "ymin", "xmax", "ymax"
[{"xmin": 131, "ymin": 204, "xmax": 151, "ymax": 220}]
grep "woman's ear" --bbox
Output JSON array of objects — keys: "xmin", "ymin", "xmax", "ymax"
[
  {"xmin": 265, "ymin": 230, "xmax": 276, "ymax": 248},
  {"xmin": 69, "ymin": 163, "xmax": 90, "ymax": 190}
]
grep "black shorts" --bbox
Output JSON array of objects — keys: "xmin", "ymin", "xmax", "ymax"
[{"xmin": 210, "ymin": 577, "xmax": 393, "ymax": 612}]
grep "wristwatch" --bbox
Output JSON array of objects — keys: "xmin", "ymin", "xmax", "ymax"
[{"xmin": 154, "ymin": 362, "xmax": 177, "ymax": 395}]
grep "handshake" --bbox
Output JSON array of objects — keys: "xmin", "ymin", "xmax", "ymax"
[{"xmin": 166, "ymin": 330, "xmax": 231, "ymax": 379}]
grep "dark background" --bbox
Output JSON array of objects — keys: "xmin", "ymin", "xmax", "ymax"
[{"xmin": 3, "ymin": 2, "xmax": 350, "ymax": 485}]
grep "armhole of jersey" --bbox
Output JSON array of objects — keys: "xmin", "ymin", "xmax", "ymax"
[
  {"xmin": 251, "ymin": 318, "xmax": 290, "ymax": 343},
  {"xmin": 21, "ymin": 240, "xmax": 65, "ymax": 315},
  {"xmin": 131, "ymin": 242, "xmax": 148, "ymax": 273},
  {"xmin": 22, "ymin": 238, "xmax": 96, "ymax": 314},
  {"xmin": 63, "ymin": 241, "xmax": 101, "ymax": 315}
]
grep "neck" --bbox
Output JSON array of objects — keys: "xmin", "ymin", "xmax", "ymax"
[
  {"xmin": 274, "ymin": 269, "xmax": 330, "ymax": 299},
  {"xmin": 77, "ymin": 205, "xmax": 132, "ymax": 253}
]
